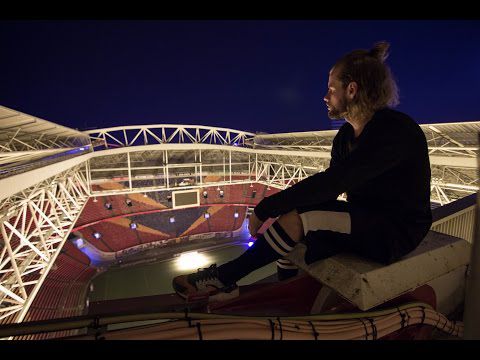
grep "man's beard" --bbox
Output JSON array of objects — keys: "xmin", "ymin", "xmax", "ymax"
[{"xmin": 327, "ymin": 97, "xmax": 349, "ymax": 120}]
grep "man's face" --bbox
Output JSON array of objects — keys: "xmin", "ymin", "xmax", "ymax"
[{"xmin": 323, "ymin": 69, "xmax": 348, "ymax": 119}]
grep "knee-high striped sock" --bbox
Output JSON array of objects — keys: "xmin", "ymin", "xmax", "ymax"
[
  {"xmin": 276, "ymin": 258, "xmax": 299, "ymax": 281},
  {"xmin": 217, "ymin": 221, "xmax": 297, "ymax": 286}
]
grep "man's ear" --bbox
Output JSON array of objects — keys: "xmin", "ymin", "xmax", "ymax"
[{"xmin": 347, "ymin": 82, "xmax": 358, "ymax": 99}]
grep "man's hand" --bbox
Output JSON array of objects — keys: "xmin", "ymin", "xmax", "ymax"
[{"xmin": 248, "ymin": 212, "xmax": 264, "ymax": 238}]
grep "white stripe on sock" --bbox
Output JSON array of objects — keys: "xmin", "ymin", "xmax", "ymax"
[
  {"xmin": 276, "ymin": 261, "xmax": 298, "ymax": 270},
  {"xmin": 269, "ymin": 225, "xmax": 294, "ymax": 252},
  {"xmin": 264, "ymin": 230, "xmax": 288, "ymax": 256}
]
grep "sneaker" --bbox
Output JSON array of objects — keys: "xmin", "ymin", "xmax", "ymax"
[{"xmin": 172, "ymin": 264, "xmax": 239, "ymax": 302}]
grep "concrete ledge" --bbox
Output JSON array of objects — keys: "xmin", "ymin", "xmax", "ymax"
[{"xmin": 285, "ymin": 230, "xmax": 471, "ymax": 311}]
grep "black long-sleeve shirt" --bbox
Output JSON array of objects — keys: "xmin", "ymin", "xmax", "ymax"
[{"xmin": 254, "ymin": 108, "xmax": 432, "ymax": 238}]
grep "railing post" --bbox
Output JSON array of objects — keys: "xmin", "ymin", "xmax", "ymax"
[{"xmin": 463, "ymin": 132, "xmax": 480, "ymax": 339}]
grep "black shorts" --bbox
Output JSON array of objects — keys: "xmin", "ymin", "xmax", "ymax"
[{"xmin": 296, "ymin": 200, "xmax": 410, "ymax": 265}]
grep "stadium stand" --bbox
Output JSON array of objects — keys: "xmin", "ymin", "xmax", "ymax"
[{"xmin": 16, "ymin": 241, "xmax": 96, "ymax": 339}]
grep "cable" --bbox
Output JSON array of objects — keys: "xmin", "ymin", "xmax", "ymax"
[
  {"xmin": 358, "ymin": 318, "xmax": 369, "ymax": 340},
  {"xmin": 277, "ymin": 317, "xmax": 283, "ymax": 340},
  {"xmin": 268, "ymin": 319, "xmax": 274, "ymax": 340},
  {"xmin": 308, "ymin": 321, "xmax": 319, "ymax": 340},
  {"xmin": 0, "ymin": 301, "xmax": 462, "ymax": 339},
  {"xmin": 196, "ymin": 322, "xmax": 203, "ymax": 340},
  {"xmin": 366, "ymin": 318, "xmax": 377, "ymax": 340}
]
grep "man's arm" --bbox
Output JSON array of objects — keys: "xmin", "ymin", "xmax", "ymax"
[{"xmin": 253, "ymin": 124, "xmax": 416, "ymax": 221}]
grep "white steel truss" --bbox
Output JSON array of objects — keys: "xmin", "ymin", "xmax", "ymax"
[
  {"xmin": 0, "ymin": 105, "xmax": 91, "ymax": 175},
  {"xmin": 85, "ymin": 144, "xmax": 330, "ymax": 197},
  {"xmin": 84, "ymin": 122, "xmax": 479, "ymax": 202},
  {"xmin": 0, "ymin": 105, "xmax": 90, "ymax": 152},
  {"xmin": 0, "ymin": 164, "xmax": 90, "ymax": 325},
  {"xmin": 83, "ymin": 124, "xmax": 256, "ymax": 148}
]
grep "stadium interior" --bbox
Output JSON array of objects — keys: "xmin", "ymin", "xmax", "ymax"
[{"xmin": 0, "ymin": 104, "xmax": 478, "ymax": 340}]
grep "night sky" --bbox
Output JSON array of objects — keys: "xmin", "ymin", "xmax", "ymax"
[{"xmin": 1, "ymin": 20, "xmax": 479, "ymax": 134}]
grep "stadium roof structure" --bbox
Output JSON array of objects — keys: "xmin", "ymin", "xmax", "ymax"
[
  {"xmin": 0, "ymin": 104, "xmax": 478, "ymax": 330},
  {"xmin": 0, "ymin": 105, "xmax": 90, "ymax": 170}
]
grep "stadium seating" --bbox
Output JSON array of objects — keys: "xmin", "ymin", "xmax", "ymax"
[{"xmin": 17, "ymin": 240, "xmax": 96, "ymax": 339}]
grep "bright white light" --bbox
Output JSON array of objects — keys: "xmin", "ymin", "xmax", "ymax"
[
  {"xmin": 234, "ymin": 212, "xmax": 239, "ymax": 218},
  {"xmin": 93, "ymin": 232, "xmax": 101, "ymax": 239},
  {"xmin": 75, "ymin": 238, "xmax": 84, "ymax": 248},
  {"xmin": 169, "ymin": 217, "xmax": 175, "ymax": 223},
  {"xmin": 204, "ymin": 213, "xmax": 210, "ymax": 219},
  {"xmin": 176, "ymin": 251, "xmax": 209, "ymax": 271},
  {"xmin": 248, "ymin": 241, "xmax": 254, "ymax": 247}
]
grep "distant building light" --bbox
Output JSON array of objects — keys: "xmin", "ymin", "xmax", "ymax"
[
  {"xmin": 75, "ymin": 238, "xmax": 84, "ymax": 248},
  {"xmin": 234, "ymin": 212, "xmax": 239, "ymax": 218},
  {"xmin": 170, "ymin": 217, "xmax": 175, "ymax": 223},
  {"xmin": 219, "ymin": 190, "xmax": 224, "ymax": 198},
  {"xmin": 90, "ymin": 284, "xmax": 94, "ymax": 292},
  {"xmin": 248, "ymin": 241, "xmax": 254, "ymax": 247},
  {"xmin": 86, "ymin": 298, "xmax": 90, "ymax": 307},
  {"xmin": 93, "ymin": 197, "xmax": 98, "ymax": 203},
  {"xmin": 125, "ymin": 199, "xmax": 133, "ymax": 207},
  {"xmin": 93, "ymin": 232, "xmax": 101, "ymax": 239},
  {"xmin": 79, "ymin": 147, "xmax": 85, "ymax": 151},
  {"xmin": 130, "ymin": 222, "xmax": 137, "ymax": 230},
  {"xmin": 203, "ymin": 191, "xmax": 208, "ymax": 199},
  {"xmin": 104, "ymin": 202, "xmax": 112, "ymax": 210},
  {"xmin": 204, "ymin": 213, "xmax": 210, "ymax": 219}
]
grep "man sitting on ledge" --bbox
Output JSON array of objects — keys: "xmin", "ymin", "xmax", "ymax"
[{"xmin": 172, "ymin": 41, "xmax": 432, "ymax": 302}]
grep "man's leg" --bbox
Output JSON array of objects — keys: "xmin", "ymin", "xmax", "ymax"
[
  {"xmin": 276, "ymin": 258, "xmax": 299, "ymax": 281},
  {"xmin": 296, "ymin": 201, "xmax": 353, "ymax": 264},
  {"xmin": 172, "ymin": 210, "xmax": 304, "ymax": 300},
  {"xmin": 172, "ymin": 201, "xmax": 356, "ymax": 300},
  {"xmin": 217, "ymin": 210, "xmax": 303, "ymax": 285}
]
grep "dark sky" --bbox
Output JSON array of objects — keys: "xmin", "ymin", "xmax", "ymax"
[{"xmin": 1, "ymin": 20, "xmax": 479, "ymax": 134}]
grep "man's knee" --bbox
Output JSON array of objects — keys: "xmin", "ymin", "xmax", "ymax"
[{"xmin": 277, "ymin": 210, "xmax": 303, "ymax": 242}]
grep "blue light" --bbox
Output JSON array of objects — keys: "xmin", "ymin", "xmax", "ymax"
[{"xmin": 248, "ymin": 241, "xmax": 254, "ymax": 247}]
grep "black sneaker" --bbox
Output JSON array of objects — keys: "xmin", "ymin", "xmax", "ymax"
[{"xmin": 172, "ymin": 264, "xmax": 239, "ymax": 302}]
